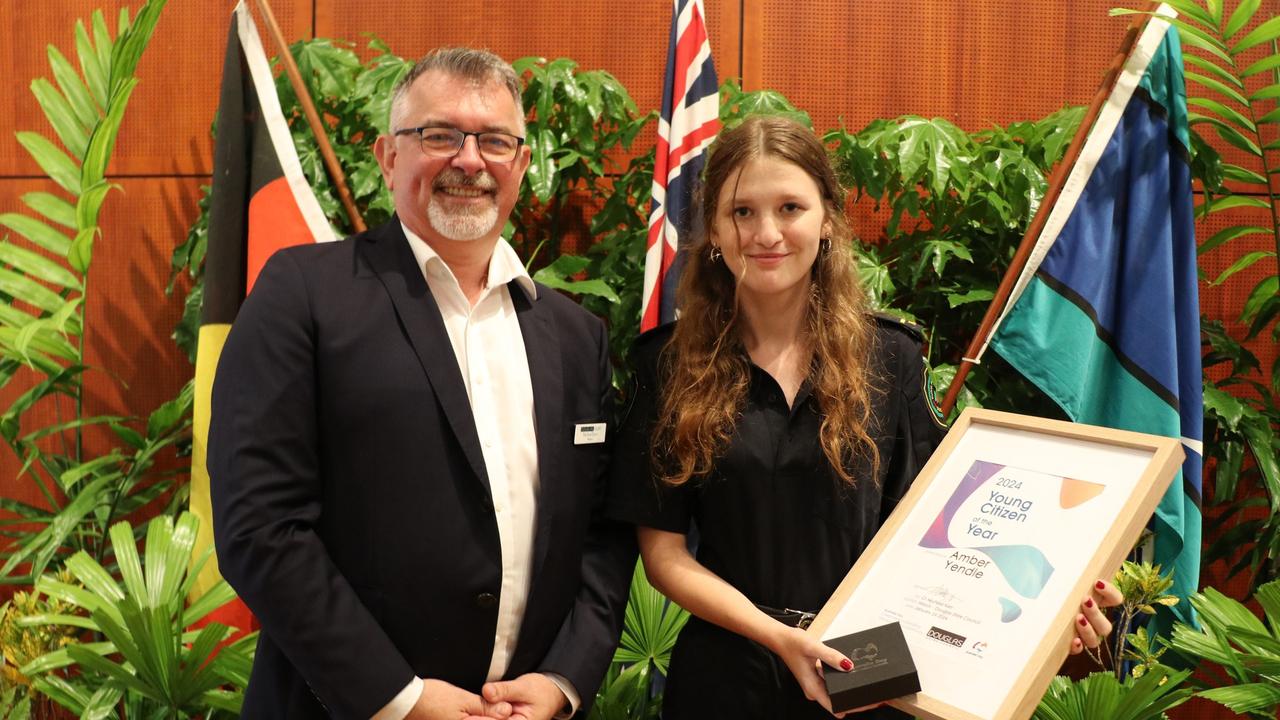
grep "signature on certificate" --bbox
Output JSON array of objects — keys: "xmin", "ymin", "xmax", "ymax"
[{"xmin": 921, "ymin": 584, "xmax": 958, "ymax": 604}]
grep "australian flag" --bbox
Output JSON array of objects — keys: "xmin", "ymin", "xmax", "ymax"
[{"xmin": 641, "ymin": 0, "xmax": 721, "ymax": 331}]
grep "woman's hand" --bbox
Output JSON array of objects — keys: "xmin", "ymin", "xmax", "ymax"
[
  {"xmin": 1069, "ymin": 578, "xmax": 1124, "ymax": 654},
  {"xmin": 767, "ymin": 625, "xmax": 857, "ymax": 716}
]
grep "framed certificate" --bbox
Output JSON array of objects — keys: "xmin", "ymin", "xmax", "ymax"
[{"xmin": 809, "ymin": 408, "xmax": 1184, "ymax": 720}]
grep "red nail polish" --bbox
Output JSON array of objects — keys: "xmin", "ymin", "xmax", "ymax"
[
  {"xmin": 1079, "ymin": 617, "xmax": 1088, "ymax": 626},
  {"xmin": 840, "ymin": 659, "xmax": 853, "ymax": 671},
  {"xmin": 1085, "ymin": 598, "xmax": 1094, "ymax": 608},
  {"xmin": 1095, "ymin": 581, "xmax": 1106, "ymax": 590}
]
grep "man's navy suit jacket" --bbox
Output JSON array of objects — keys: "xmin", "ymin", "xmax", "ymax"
[{"xmin": 209, "ymin": 217, "xmax": 635, "ymax": 719}]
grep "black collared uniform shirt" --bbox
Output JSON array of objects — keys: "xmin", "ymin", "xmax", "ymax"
[{"xmin": 605, "ymin": 320, "xmax": 947, "ymax": 719}]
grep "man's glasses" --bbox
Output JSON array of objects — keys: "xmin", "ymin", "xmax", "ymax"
[{"xmin": 394, "ymin": 126, "xmax": 525, "ymax": 163}]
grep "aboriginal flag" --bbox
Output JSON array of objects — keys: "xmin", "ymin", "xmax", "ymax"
[{"xmin": 189, "ymin": 0, "xmax": 334, "ymax": 629}]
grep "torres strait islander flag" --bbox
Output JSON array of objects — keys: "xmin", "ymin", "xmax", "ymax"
[
  {"xmin": 641, "ymin": 0, "xmax": 720, "ymax": 331},
  {"xmin": 986, "ymin": 5, "xmax": 1201, "ymax": 624},
  {"xmin": 189, "ymin": 0, "xmax": 334, "ymax": 628}
]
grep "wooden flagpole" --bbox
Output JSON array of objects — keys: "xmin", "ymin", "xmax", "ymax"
[
  {"xmin": 938, "ymin": 3, "xmax": 1162, "ymax": 417},
  {"xmin": 251, "ymin": 0, "xmax": 367, "ymax": 234}
]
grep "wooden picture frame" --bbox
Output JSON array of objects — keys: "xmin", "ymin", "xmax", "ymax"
[{"xmin": 809, "ymin": 407, "xmax": 1185, "ymax": 720}]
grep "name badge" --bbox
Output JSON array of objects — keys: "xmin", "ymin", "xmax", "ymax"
[{"xmin": 574, "ymin": 423, "xmax": 607, "ymax": 445}]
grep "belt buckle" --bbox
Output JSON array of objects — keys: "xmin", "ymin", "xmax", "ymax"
[{"xmin": 786, "ymin": 607, "xmax": 816, "ymax": 630}]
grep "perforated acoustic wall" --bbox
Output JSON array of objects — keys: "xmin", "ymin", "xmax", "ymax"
[
  {"xmin": 752, "ymin": 0, "xmax": 1123, "ymax": 133},
  {"xmin": 318, "ymin": 0, "xmax": 737, "ymax": 129}
]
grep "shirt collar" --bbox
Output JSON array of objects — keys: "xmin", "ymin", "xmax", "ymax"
[
  {"xmin": 400, "ymin": 221, "xmax": 537, "ymax": 301},
  {"xmin": 746, "ymin": 360, "xmax": 814, "ymax": 413}
]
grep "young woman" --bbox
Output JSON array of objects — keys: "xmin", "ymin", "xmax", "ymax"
[{"xmin": 606, "ymin": 116, "xmax": 1119, "ymax": 719}]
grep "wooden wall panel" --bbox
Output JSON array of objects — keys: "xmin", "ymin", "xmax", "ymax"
[
  {"xmin": 756, "ymin": 0, "xmax": 1125, "ymax": 133},
  {"xmin": 80, "ymin": 176, "xmax": 196, "ymax": 421},
  {"xmin": 315, "ymin": 0, "xmax": 738, "ymax": 157},
  {"xmin": 110, "ymin": 0, "xmax": 313, "ymax": 176}
]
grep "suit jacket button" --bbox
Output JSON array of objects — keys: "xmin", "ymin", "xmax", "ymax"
[
  {"xmin": 480, "ymin": 494, "xmax": 494, "ymax": 511},
  {"xmin": 475, "ymin": 592, "xmax": 498, "ymax": 610}
]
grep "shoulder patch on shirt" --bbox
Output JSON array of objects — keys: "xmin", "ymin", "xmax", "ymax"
[
  {"xmin": 870, "ymin": 311, "xmax": 926, "ymax": 344},
  {"xmin": 921, "ymin": 361, "xmax": 949, "ymax": 430}
]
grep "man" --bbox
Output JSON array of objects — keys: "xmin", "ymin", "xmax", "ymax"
[{"xmin": 210, "ymin": 48, "xmax": 635, "ymax": 720}]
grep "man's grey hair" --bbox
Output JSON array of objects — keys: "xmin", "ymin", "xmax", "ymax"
[{"xmin": 386, "ymin": 47, "xmax": 524, "ymax": 134}]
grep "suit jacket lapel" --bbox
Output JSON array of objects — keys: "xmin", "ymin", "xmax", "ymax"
[
  {"xmin": 511, "ymin": 282, "xmax": 562, "ymax": 579},
  {"xmin": 361, "ymin": 220, "xmax": 491, "ymax": 492}
]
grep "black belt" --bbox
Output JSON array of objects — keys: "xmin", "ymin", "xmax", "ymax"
[{"xmin": 756, "ymin": 603, "xmax": 816, "ymax": 629}]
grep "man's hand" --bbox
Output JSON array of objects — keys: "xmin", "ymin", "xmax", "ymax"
[
  {"xmin": 405, "ymin": 679, "xmax": 512, "ymax": 720},
  {"xmin": 481, "ymin": 673, "xmax": 568, "ymax": 720}
]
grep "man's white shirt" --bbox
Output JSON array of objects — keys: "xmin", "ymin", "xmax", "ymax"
[{"xmin": 374, "ymin": 226, "xmax": 578, "ymax": 719}]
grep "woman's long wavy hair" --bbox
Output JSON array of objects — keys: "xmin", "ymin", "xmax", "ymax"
[{"xmin": 655, "ymin": 115, "xmax": 879, "ymax": 487}]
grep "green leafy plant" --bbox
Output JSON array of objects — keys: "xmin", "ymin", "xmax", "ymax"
[
  {"xmin": 533, "ymin": 149, "xmax": 653, "ymax": 387},
  {"xmin": 0, "ymin": 570, "xmax": 82, "ymax": 715},
  {"xmin": 510, "ymin": 57, "xmax": 653, "ymax": 268},
  {"xmin": 1110, "ymin": 561, "xmax": 1181, "ymax": 678},
  {"xmin": 1122, "ymin": 626, "xmax": 1173, "ymax": 680},
  {"xmin": 0, "ymin": 383, "xmax": 194, "ymax": 585},
  {"xmin": 614, "ymin": 561, "xmax": 689, "ymax": 677},
  {"xmin": 589, "ymin": 561, "xmax": 689, "ymax": 720},
  {"xmin": 1201, "ymin": 372, "xmax": 1280, "ymax": 587},
  {"xmin": 719, "ymin": 79, "xmax": 813, "ymax": 129},
  {"xmin": 1108, "ymin": 0, "xmax": 1280, "ymax": 591},
  {"xmin": 507, "ymin": 57, "xmax": 654, "ymax": 385},
  {"xmin": 1166, "ymin": 578, "xmax": 1280, "ymax": 716},
  {"xmin": 283, "ymin": 37, "xmax": 408, "ymax": 232},
  {"xmin": 590, "ymin": 661, "xmax": 658, "ymax": 720},
  {"xmin": 509, "ymin": 56, "xmax": 657, "ymax": 381},
  {"xmin": 826, "ymin": 108, "xmax": 1083, "ymax": 419},
  {"xmin": 166, "ymin": 184, "xmax": 208, "ymax": 364},
  {"xmin": 0, "ymin": 0, "xmax": 194, "ymax": 587},
  {"xmin": 0, "ymin": 684, "xmax": 30, "ymax": 720},
  {"xmin": 1032, "ymin": 667, "xmax": 1194, "ymax": 720},
  {"xmin": 19, "ymin": 512, "xmax": 253, "ymax": 719},
  {"xmin": 1034, "ymin": 565, "xmax": 1189, "ymax": 717}
]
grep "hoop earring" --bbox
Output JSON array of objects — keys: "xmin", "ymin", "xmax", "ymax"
[
  {"xmin": 709, "ymin": 245, "xmax": 723, "ymax": 262},
  {"xmin": 820, "ymin": 236, "xmax": 833, "ymax": 254}
]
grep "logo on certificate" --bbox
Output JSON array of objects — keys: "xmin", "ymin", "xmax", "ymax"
[{"xmin": 926, "ymin": 626, "xmax": 967, "ymax": 647}]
